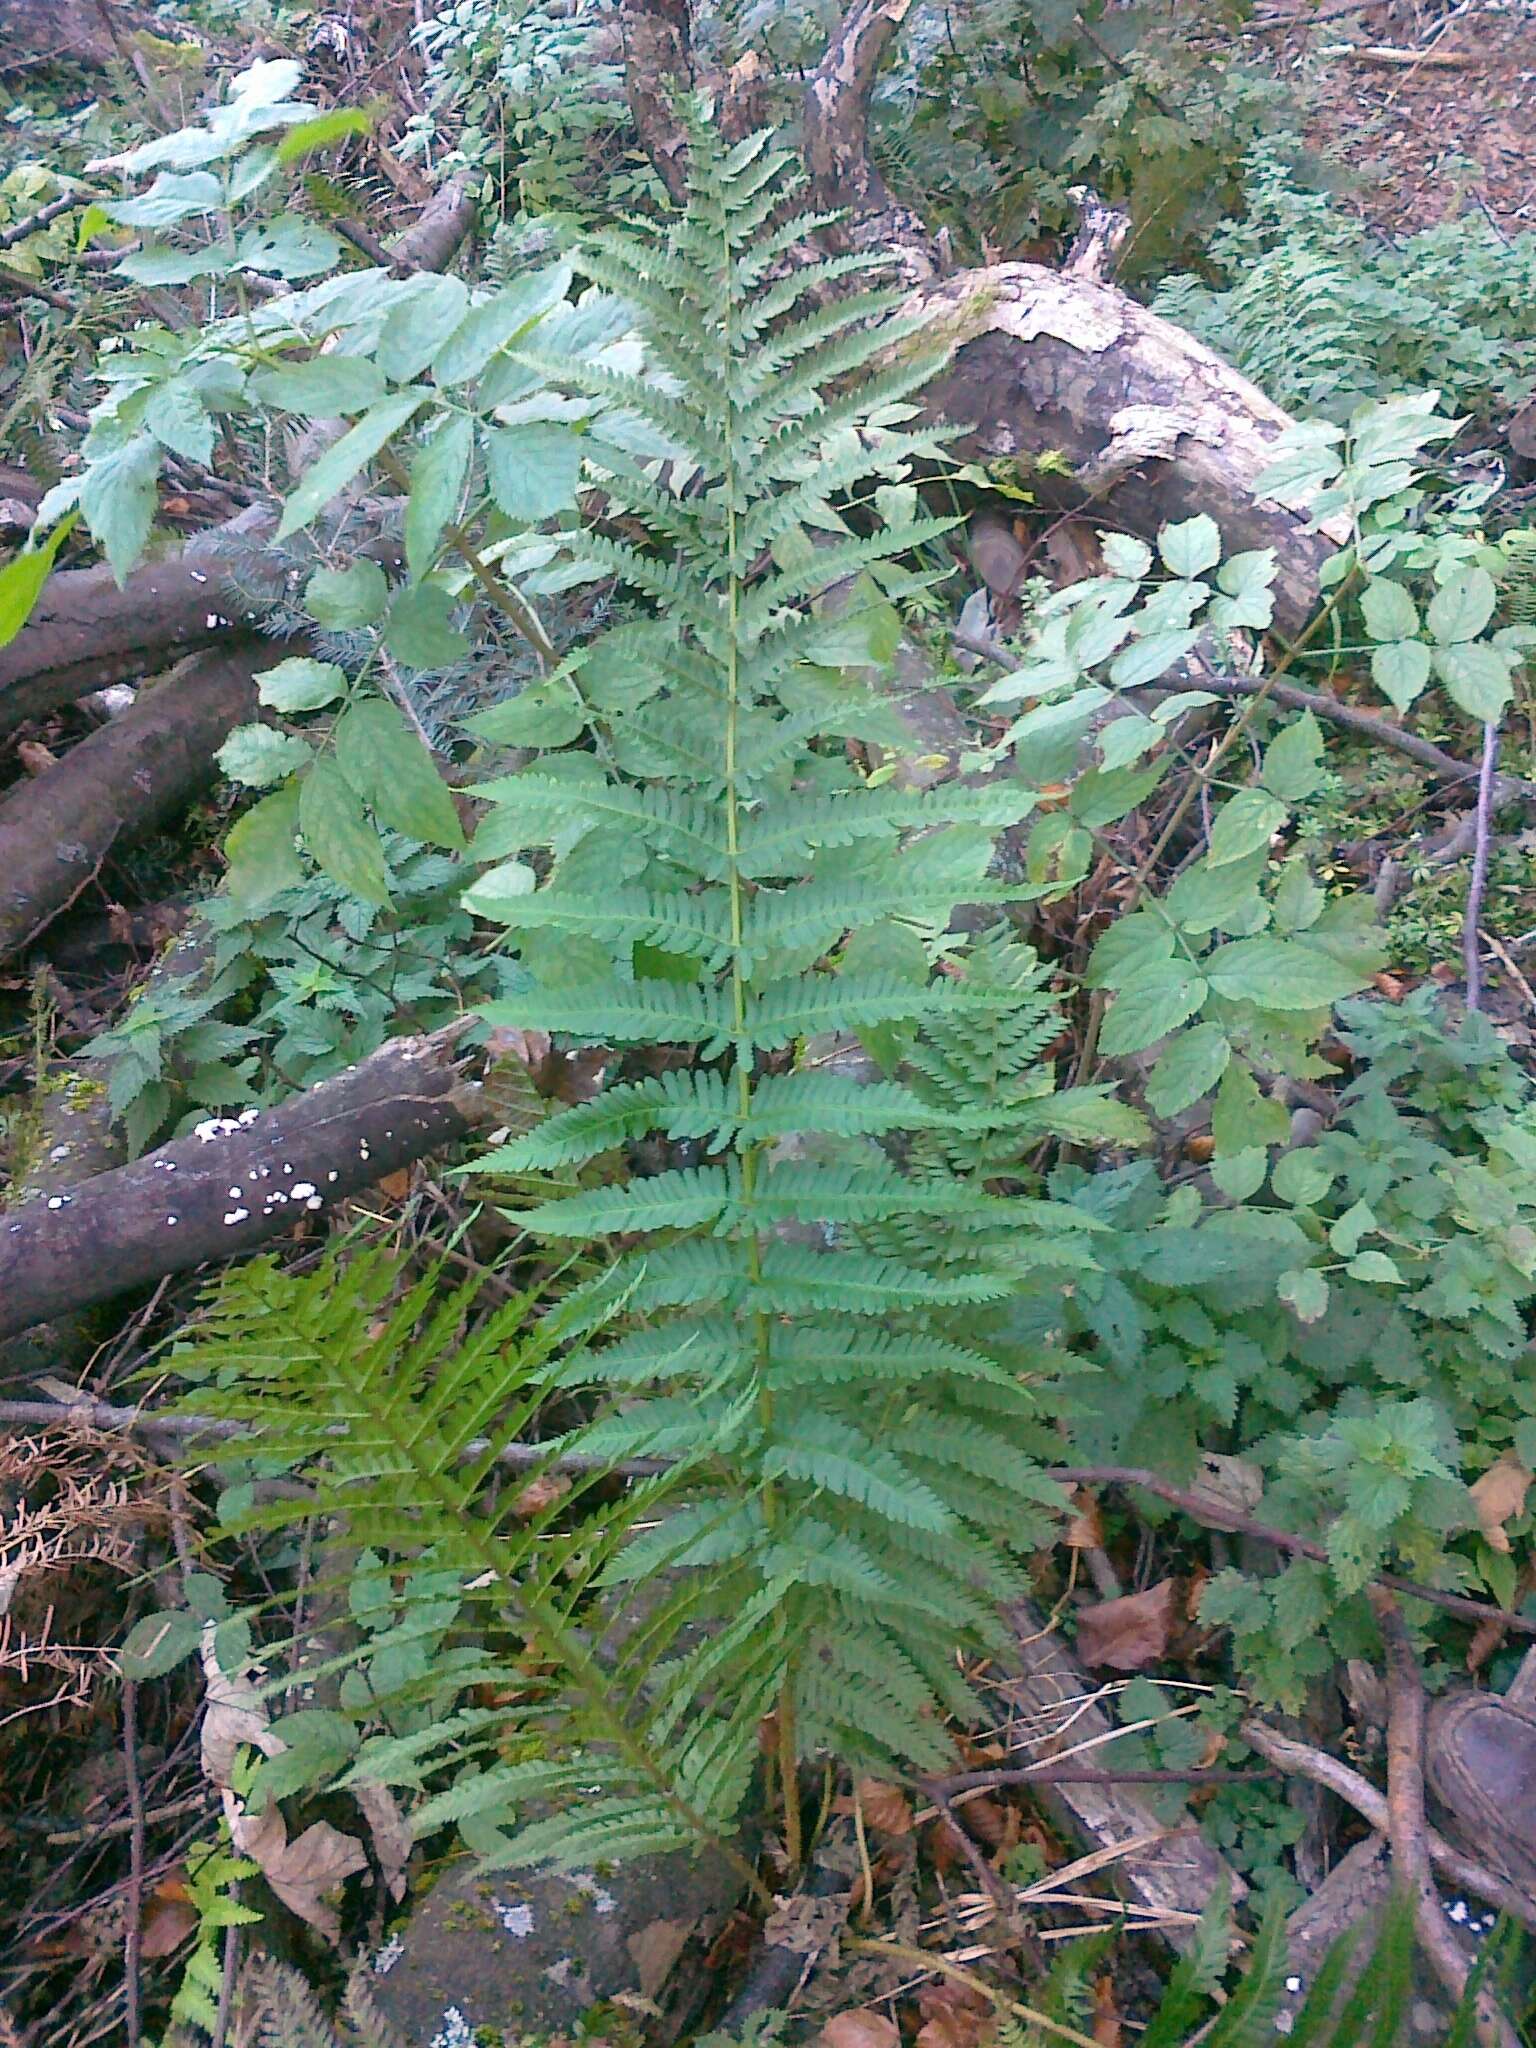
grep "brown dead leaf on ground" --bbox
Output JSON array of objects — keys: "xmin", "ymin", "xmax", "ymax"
[
  {"xmin": 821, "ymin": 2011, "xmax": 900, "ymax": 2048},
  {"xmin": 855, "ymin": 1778, "xmax": 914, "ymax": 1836},
  {"xmin": 916, "ymin": 1978, "xmax": 991, "ymax": 2048},
  {"xmin": 1076, "ymin": 1579, "xmax": 1178, "ymax": 1671},
  {"xmin": 626, "ymin": 1918, "xmax": 692, "ymax": 2000},
  {"xmin": 1470, "ymin": 1453, "xmax": 1532, "ymax": 1554},
  {"xmin": 511, "ymin": 1471, "xmax": 573, "ymax": 1518},
  {"xmin": 138, "ymin": 1894, "xmax": 198, "ymax": 1958},
  {"xmin": 1092, "ymin": 1974, "xmax": 1123, "ymax": 2046}
]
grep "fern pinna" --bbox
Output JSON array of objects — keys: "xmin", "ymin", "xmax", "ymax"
[{"xmin": 464, "ymin": 114, "xmax": 1097, "ymax": 1860}]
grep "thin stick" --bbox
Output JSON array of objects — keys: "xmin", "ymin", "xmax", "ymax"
[
  {"xmin": 213, "ymin": 1917, "xmax": 240, "ymax": 2048},
  {"xmin": 1464, "ymin": 721, "xmax": 1501, "ymax": 1010},
  {"xmin": 1373, "ymin": 1594, "xmax": 1520, "ymax": 2048},
  {"xmin": 1049, "ymin": 1465, "xmax": 1536, "ymax": 1638},
  {"xmin": 121, "ymin": 1678, "xmax": 146, "ymax": 2048},
  {"xmin": 1239, "ymin": 1717, "xmax": 1536, "ymax": 1933}
]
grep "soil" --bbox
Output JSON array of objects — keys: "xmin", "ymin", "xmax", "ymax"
[{"xmin": 1243, "ymin": 0, "xmax": 1536, "ymax": 234}]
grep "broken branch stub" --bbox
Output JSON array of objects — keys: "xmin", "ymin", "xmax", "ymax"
[
  {"xmin": 907, "ymin": 264, "xmax": 1347, "ymax": 635},
  {"xmin": 0, "ymin": 1029, "xmax": 486, "ymax": 1341}
]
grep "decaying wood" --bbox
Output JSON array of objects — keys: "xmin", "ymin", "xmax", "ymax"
[
  {"xmin": 0, "ymin": 1029, "xmax": 486, "ymax": 1341},
  {"xmin": 908, "ymin": 266, "xmax": 1347, "ymax": 636},
  {"xmin": 0, "ymin": 509, "xmax": 277, "ymax": 738},
  {"xmin": 0, "ymin": 1062, "xmax": 126, "ymax": 1391},
  {"xmin": 0, "ymin": 644, "xmax": 268, "ymax": 964},
  {"xmin": 994, "ymin": 1598, "xmax": 1244, "ymax": 1947}
]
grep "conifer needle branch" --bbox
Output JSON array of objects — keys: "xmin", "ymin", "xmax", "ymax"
[{"xmin": 1373, "ymin": 1594, "xmax": 1522, "ymax": 2048}]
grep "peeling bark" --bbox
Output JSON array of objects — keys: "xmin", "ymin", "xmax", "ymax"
[
  {"xmin": 908, "ymin": 264, "xmax": 1347, "ymax": 634},
  {"xmin": 0, "ymin": 643, "xmax": 266, "ymax": 963},
  {"xmin": 0, "ymin": 1030, "xmax": 486, "ymax": 1341}
]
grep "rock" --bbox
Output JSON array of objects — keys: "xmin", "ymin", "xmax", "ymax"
[{"xmin": 369, "ymin": 1848, "xmax": 745, "ymax": 2044}]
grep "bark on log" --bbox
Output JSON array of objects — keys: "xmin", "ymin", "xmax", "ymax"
[
  {"xmin": 907, "ymin": 265, "xmax": 1348, "ymax": 636},
  {"xmin": 0, "ymin": 1030, "xmax": 486, "ymax": 1341},
  {"xmin": 0, "ymin": 643, "xmax": 267, "ymax": 962},
  {"xmin": 0, "ymin": 507, "xmax": 277, "ymax": 738}
]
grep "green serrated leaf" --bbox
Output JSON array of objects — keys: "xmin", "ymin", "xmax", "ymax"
[
  {"xmin": 121, "ymin": 1608, "xmax": 200, "ymax": 1679},
  {"xmin": 299, "ymin": 752, "xmax": 391, "ymax": 902},
  {"xmin": 257, "ymin": 657, "xmax": 347, "ymax": 712},
  {"xmin": 223, "ymin": 782, "xmax": 304, "ymax": 909},
  {"xmin": 1207, "ymin": 788, "xmax": 1287, "ymax": 868},
  {"xmin": 484, "ymin": 422, "xmax": 584, "ymax": 524},
  {"xmin": 335, "ymin": 696, "xmax": 465, "ymax": 850},
  {"xmin": 217, "ymin": 724, "xmax": 313, "ymax": 789}
]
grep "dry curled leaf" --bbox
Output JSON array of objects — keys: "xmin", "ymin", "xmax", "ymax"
[
  {"xmin": 138, "ymin": 1894, "xmax": 198, "ymax": 1959},
  {"xmin": 1076, "ymin": 1579, "xmax": 1178, "ymax": 1672},
  {"xmin": 1064, "ymin": 1487, "xmax": 1106, "ymax": 1550},
  {"xmin": 224, "ymin": 1796, "xmax": 367, "ymax": 1943},
  {"xmin": 916, "ymin": 1984, "xmax": 989, "ymax": 2048},
  {"xmin": 511, "ymin": 1472, "xmax": 573, "ymax": 1519},
  {"xmin": 855, "ymin": 1778, "xmax": 913, "ymax": 1836},
  {"xmin": 200, "ymin": 1624, "xmax": 282, "ymax": 1789},
  {"xmin": 1189, "ymin": 1453, "xmax": 1264, "ymax": 1518},
  {"xmin": 627, "ymin": 1918, "xmax": 693, "ymax": 2000},
  {"xmin": 1470, "ymin": 1453, "xmax": 1532, "ymax": 1555},
  {"xmin": 352, "ymin": 1779, "xmax": 411, "ymax": 1902},
  {"xmin": 821, "ymin": 2011, "xmax": 900, "ymax": 2048}
]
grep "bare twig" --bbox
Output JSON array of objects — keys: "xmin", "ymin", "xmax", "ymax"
[
  {"xmin": 1464, "ymin": 720, "xmax": 1501, "ymax": 1009},
  {"xmin": 0, "ymin": 1398, "xmax": 667, "ymax": 1479},
  {"xmin": 0, "ymin": 192, "xmax": 91, "ymax": 250},
  {"xmin": 1050, "ymin": 1465, "xmax": 1536, "ymax": 1638},
  {"xmin": 121, "ymin": 1678, "xmax": 145, "ymax": 2048},
  {"xmin": 1239, "ymin": 1718, "xmax": 1536, "ymax": 1933},
  {"xmin": 1374, "ymin": 1595, "xmax": 1521, "ymax": 2048}
]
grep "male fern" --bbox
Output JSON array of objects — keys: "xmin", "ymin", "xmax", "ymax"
[{"xmin": 465, "ymin": 115, "xmax": 1092, "ymax": 1848}]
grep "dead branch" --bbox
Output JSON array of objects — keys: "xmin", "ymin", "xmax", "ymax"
[
  {"xmin": 1240, "ymin": 1718, "xmax": 1536, "ymax": 1934},
  {"xmin": 804, "ymin": 0, "xmax": 918, "ymax": 223},
  {"xmin": 0, "ymin": 508, "xmax": 276, "ymax": 738},
  {"xmin": 0, "ymin": 1028, "xmax": 486, "ymax": 1341},
  {"xmin": 0, "ymin": 644, "xmax": 267, "ymax": 964},
  {"xmin": 1374, "ymin": 1595, "xmax": 1521, "ymax": 2048},
  {"xmin": 1199, "ymin": 669, "xmax": 1536, "ymax": 811},
  {"xmin": 1052, "ymin": 1465, "xmax": 1536, "ymax": 1639}
]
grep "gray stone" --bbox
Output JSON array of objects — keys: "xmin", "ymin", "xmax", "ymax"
[{"xmin": 369, "ymin": 1848, "xmax": 744, "ymax": 2046}]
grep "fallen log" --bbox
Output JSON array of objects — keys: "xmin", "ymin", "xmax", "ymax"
[
  {"xmin": 0, "ymin": 643, "xmax": 266, "ymax": 962},
  {"xmin": 0, "ymin": 1029, "xmax": 486, "ymax": 1341},
  {"xmin": 0, "ymin": 507, "xmax": 276, "ymax": 738},
  {"xmin": 907, "ymin": 265, "xmax": 1347, "ymax": 637}
]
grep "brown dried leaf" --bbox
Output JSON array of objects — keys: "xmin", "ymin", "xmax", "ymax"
[
  {"xmin": 226, "ymin": 1798, "xmax": 367, "ymax": 1943},
  {"xmin": 1092, "ymin": 1975, "xmax": 1124, "ymax": 2046},
  {"xmin": 856, "ymin": 1778, "xmax": 913, "ymax": 1836},
  {"xmin": 352, "ymin": 1779, "xmax": 411, "ymax": 1902},
  {"xmin": 916, "ymin": 2003, "xmax": 987, "ymax": 2048},
  {"xmin": 1189, "ymin": 1453, "xmax": 1264, "ymax": 1519},
  {"xmin": 1470, "ymin": 1453, "xmax": 1532, "ymax": 1555},
  {"xmin": 1064, "ymin": 1488, "xmax": 1105, "ymax": 1550},
  {"xmin": 139, "ymin": 1896, "xmax": 198, "ymax": 1959},
  {"xmin": 626, "ymin": 1918, "xmax": 691, "ymax": 2000},
  {"xmin": 821, "ymin": 2012, "xmax": 900, "ymax": 2048},
  {"xmin": 1076, "ymin": 1579, "xmax": 1178, "ymax": 1672},
  {"xmin": 511, "ymin": 1472, "xmax": 573, "ymax": 1519}
]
